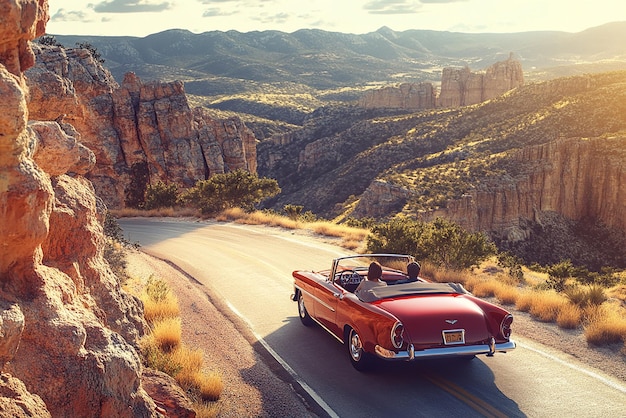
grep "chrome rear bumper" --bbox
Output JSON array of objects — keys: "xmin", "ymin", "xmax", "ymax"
[{"xmin": 375, "ymin": 339, "xmax": 516, "ymax": 360}]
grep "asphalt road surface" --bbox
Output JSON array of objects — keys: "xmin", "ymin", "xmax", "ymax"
[{"xmin": 120, "ymin": 218, "xmax": 626, "ymax": 418}]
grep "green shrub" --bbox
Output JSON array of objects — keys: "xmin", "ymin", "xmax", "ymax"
[
  {"xmin": 283, "ymin": 204, "xmax": 303, "ymax": 221},
  {"xmin": 367, "ymin": 217, "xmax": 496, "ymax": 270},
  {"xmin": 145, "ymin": 181, "xmax": 179, "ymax": 210},
  {"xmin": 180, "ymin": 170, "xmax": 280, "ymax": 215}
]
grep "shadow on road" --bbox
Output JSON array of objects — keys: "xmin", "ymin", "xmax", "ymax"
[{"xmin": 254, "ymin": 315, "xmax": 525, "ymax": 418}]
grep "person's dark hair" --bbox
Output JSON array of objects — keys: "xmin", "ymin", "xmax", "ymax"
[
  {"xmin": 407, "ymin": 261, "xmax": 421, "ymax": 279},
  {"xmin": 368, "ymin": 261, "xmax": 383, "ymax": 280}
]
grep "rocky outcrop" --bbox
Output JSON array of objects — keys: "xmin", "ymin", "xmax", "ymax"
[
  {"xmin": 358, "ymin": 82, "xmax": 436, "ymax": 110},
  {"xmin": 351, "ymin": 180, "xmax": 412, "ymax": 218},
  {"xmin": 439, "ymin": 54, "xmax": 524, "ymax": 107},
  {"xmin": 354, "ymin": 136, "xmax": 626, "ymax": 245},
  {"xmin": 0, "ymin": 0, "xmax": 159, "ymax": 416},
  {"xmin": 360, "ymin": 54, "xmax": 524, "ymax": 110},
  {"xmin": 26, "ymin": 45, "xmax": 257, "ymax": 208},
  {"xmin": 436, "ymin": 136, "xmax": 626, "ymax": 241}
]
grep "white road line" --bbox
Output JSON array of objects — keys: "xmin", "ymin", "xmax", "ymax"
[
  {"xmin": 516, "ymin": 339, "xmax": 626, "ymax": 394},
  {"xmin": 225, "ymin": 301, "xmax": 340, "ymax": 418}
]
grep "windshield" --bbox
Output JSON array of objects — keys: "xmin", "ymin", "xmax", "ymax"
[{"xmin": 333, "ymin": 254, "xmax": 414, "ymax": 276}]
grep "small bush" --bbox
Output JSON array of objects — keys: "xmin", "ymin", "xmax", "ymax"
[
  {"xmin": 283, "ymin": 204, "xmax": 303, "ymax": 221},
  {"xmin": 528, "ymin": 292, "xmax": 568, "ymax": 322},
  {"xmin": 150, "ymin": 317, "xmax": 182, "ymax": 352},
  {"xmin": 556, "ymin": 304, "xmax": 582, "ymax": 329},
  {"xmin": 564, "ymin": 285, "xmax": 607, "ymax": 308},
  {"xmin": 181, "ymin": 170, "xmax": 280, "ymax": 214},
  {"xmin": 584, "ymin": 307, "xmax": 626, "ymax": 346},
  {"xmin": 145, "ymin": 181, "xmax": 179, "ymax": 210}
]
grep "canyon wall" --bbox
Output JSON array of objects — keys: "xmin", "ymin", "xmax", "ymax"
[
  {"xmin": 358, "ymin": 82, "xmax": 436, "ymax": 110},
  {"xmin": 0, "ymin": 0, "xmax": 160, "ymax": 416},
  {"xmin": 360, "ymin": 54, "xmax": 524, "ymax": 110},
  {"xmin": 353, "ymin": 136, "xmax": 626, "ymax": 242},
  {"xmin": 26, "ymin": 44, "xmax": 257, "ymax": 209}
]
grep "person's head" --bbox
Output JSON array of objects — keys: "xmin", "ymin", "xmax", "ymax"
[
  {"xmin": 407, "ymin": 261, "xmax": 421, "ymax": 279},
  {"xmin": 368, "ymin": 261, "xmax": 383, "ymax": 281}
]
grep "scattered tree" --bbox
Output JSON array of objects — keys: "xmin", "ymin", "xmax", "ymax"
[
  {"xmin": 37, "ymin": 35, "xmax": 63, "ymax": 47},
  {"xmin": 367, "ymin": 217, "xmax": 496, "ymax": 270},
  {"xmin": 145, "ymin": 181, "xmax": 179, "ymax": 210},
  {"xmin": 181, "ymin": 170, "xmax": 280, "ymax": 215},
  {"xmin": 75, "ymin": 41, "xmax": 105, "ymax": 63}
]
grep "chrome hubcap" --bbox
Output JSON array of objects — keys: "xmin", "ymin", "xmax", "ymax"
[
  {"xmin": 349, "ymin": 330, "xmax": 362, "ymax": 361},
  {"xmin": 298, "ymin": 295, "xmax": 306, "ymax": 317}
]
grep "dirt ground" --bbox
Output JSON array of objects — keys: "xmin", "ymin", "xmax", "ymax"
[{"xmin": 125, "ymin": 244, "xmax": 626, "ymax": 417}]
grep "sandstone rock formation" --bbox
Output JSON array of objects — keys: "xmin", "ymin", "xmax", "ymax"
[
  {"xmin": 437, "ymin": 136, "xmax": 626, "ymax": 241},
  {"xmin": 360, "ymin": 54, "xmax": 524, "ymax": 110},
  {"xmin": 439, "ymin": 54, "xmax": 524, "ymax": 107},
  {"xmin": 358, "ymin": 82, "xmax": 436, "ymax": 110},
  {"xmin": 353, "ymin": 136, "xmax": 626, "ymax": 247},
  {"xmin": 0, "ymin": 0, "xmax": 160, "ymax": 416},
  {"xmin": 26, "ymin": 45, "xmax": 257, "ymax": 209}
]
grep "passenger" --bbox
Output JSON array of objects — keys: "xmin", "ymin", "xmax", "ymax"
[
  {"xmin": 406, "ymin": 261, "xmax": 421, "ymax": 282},
  {"xmin": 355, "ymin": 261, "xmax": 387, "ymax": 302}
]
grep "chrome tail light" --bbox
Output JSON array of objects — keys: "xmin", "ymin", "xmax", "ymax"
[
  {"xmin": 500, "ymin": 314, "xmax": 513, "ymax": 339},
  {"xmin": 391, "ymin": 322, "xmax": 404, "ymax": 349}
]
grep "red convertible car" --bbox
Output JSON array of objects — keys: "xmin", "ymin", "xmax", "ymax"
[{"xmin": 292, "ymin": 254, "xmax": 515, "ymax": 370}]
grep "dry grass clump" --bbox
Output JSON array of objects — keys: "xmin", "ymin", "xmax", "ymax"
[
  {"xmin": 556, "ymin": 303, "xmax": 583, "ymax": 329},
  {"xmin": 528, "ymin": 291, "xmax": 568, "ymax": 322},
  {"xmin": 140, "ymin": 277, "xmax": 180, "ymax": 322},
  {"xmin": 515, "ymin": 290, "xmax": 570, "ymax": 322},
  {"xmin": 219, "ymin": 207, "xmax": 300, "ymax": 229},
  {"xmin": 136, "ymin": 276, "xmax": 223, "ymax": 415},
  {"xmin": 584, "ymin": 304, "xmax": 626, "ymax": 346},
  {"xmin": 461, "ymin": 275, "xmax": 519, "ymax": 305},
  {"xmin": 215, "ymin": 208, "xmax": 370, "ymax": 251},
  {"xmin": 150, "ymin": 317, "xmax": 182, "ymax": 351},
  {"xmin": 423, "ymin": 263, "xmax": 472, "ymax": 285}
]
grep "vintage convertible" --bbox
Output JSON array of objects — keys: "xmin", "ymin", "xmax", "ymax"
[{"xmin": 292, "ymin": 254, "xmax": 515, "ymax": 370}]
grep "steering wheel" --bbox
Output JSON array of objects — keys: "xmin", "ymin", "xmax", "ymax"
[{"xmin": 337, "ymin": 269, "xmax": 361, "ymax": 286}]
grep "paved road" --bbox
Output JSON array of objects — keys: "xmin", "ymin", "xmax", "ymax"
[{"xmin": 120, "ymin": 218, "xmax": 626, "ymax": 418}]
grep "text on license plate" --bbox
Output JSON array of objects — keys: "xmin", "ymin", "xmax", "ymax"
[{"xmin": 442, "ymin": 329, "xmax": 465, "ymax": 345}]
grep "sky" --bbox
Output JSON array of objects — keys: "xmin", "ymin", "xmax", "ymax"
[{"xmin": 46, "ymin": 0, "xmax": 626, "ymax": 38}]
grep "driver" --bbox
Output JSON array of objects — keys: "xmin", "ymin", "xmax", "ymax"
[{"xmin": 355, "ymin": 261, "xmax": 386, "ymax": 302}]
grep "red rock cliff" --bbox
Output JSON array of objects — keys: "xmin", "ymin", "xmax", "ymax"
[
  {"xmin": 436, "ymin": 136, "xmax": 626, "ymax": 241},
  {"xmin": 353, "ymin": 136, "xmax": 626, "ymax": 243},
  {"xmin": 0, "ymin": 1, "xmax": 159, "ymax": 416},
  {"xmin": 26, "ymin": 45, "xmax": 257, "ymax": 209},
  {"xmin": 439, "ymin": 54, "xmax": 524, "ymax": 107},
  {"xmin": 360, "ymin": 54, "xmax": 524, "ymax": 110}
]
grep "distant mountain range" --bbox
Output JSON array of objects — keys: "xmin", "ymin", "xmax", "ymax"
[{"xmin": 52, "ymin": 22, "xmax": 626, "ymax": 96}]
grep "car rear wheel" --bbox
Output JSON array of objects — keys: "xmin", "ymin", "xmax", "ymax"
[
  {"xmin": 346, "ymin": 327, "xmax": 373, "ymax": 371},
  {"xmin": 297, "ymin": 292, "xmax": 314, "ymax": 326}
]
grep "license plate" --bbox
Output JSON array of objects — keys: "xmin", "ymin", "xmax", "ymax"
[{"xmin": 443, "ymin": 329, "xmax": 465, "ymax": 345}]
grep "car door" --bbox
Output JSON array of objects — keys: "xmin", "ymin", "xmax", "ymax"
[{"xmin": 312, "ymin": 279, "xmax": 342, "ymax": 338}]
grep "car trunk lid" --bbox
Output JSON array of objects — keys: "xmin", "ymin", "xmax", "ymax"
[{"xmin": 374, "ymin": 295, "xmax": 491, "ymax": 348}]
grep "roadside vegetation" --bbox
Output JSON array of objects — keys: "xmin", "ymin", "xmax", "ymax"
[
  {"xmin": 103, "ymin": 217, "xmax": 222, "ymax": 417},
  {"xmin": 108, "ymin": 168, "xmax": 626, "ymax": 356},
  {"xmin": 139, "ymin": 276, "xmax": 222, "ymax": 417}
]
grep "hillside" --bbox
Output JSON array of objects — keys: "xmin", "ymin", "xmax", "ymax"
[
  {"xmin": 51, "ymin": 23, "xmax": 626, "ymax": 97},
  {"xmin": 40, "ymin": 25, "xmax": 626, "ymax": 269},
  {"xmin": 258, "ymin": 71, "xmax": 626, "ymax": 268}
]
